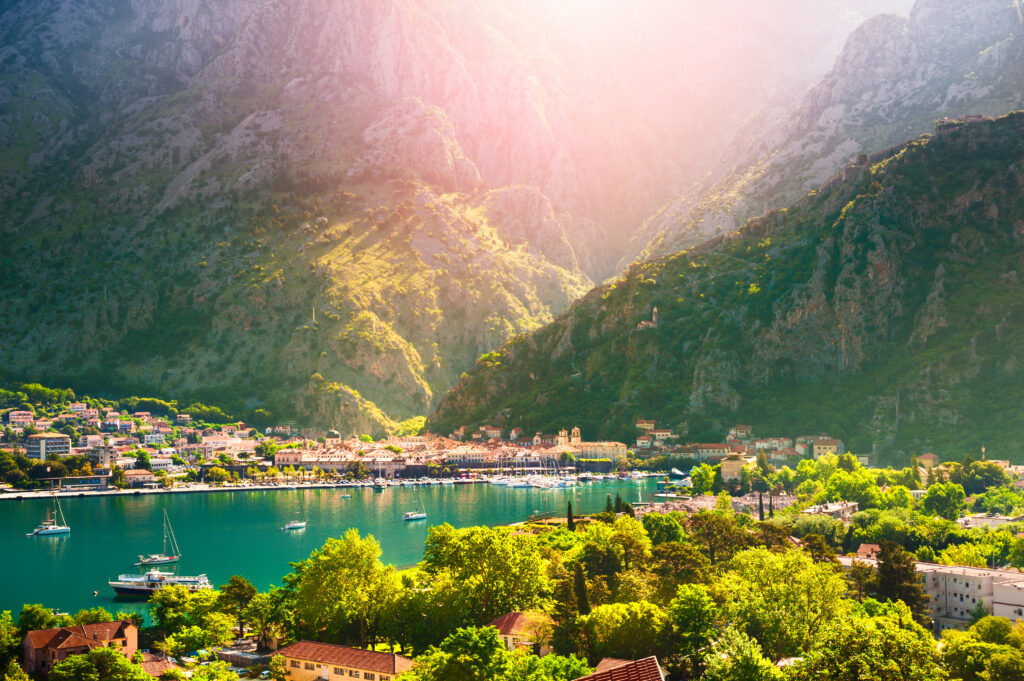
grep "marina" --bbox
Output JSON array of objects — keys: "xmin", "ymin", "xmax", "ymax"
[{"xmin": 1, "ymin": 476, "xmax": 659, "ymax": 619}]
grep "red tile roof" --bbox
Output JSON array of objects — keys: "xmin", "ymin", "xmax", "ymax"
[
  {"xmin": 487, "ymin": 611, "xmax": 549, "ymax": 637},
  {"xmin": 573, "ymin": 656, "xmax": 663, "ymax": 681},
  {"xmin": 139, "ymin": 652, "xmax": 180, "ymax": 678},
  {"xmin": 277, "ymin": 641, "xmax": 414, "ymax": 675},
  {"xmin": 595, "ymin": 658, "xmax": 633, "ymax": 672},
  {"xmin": 25, "ymin": 622, "xmax": 133, "ymax": 651}
]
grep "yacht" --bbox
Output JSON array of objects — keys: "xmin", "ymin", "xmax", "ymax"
[
  {"xmin": 282, "ymin": 519, "xmax": 307, "ymax": 530},
  {"xmin": 136, "ymin": 510, "xmax": 181, "ymax": 565},
  {"xmin": 109, "ymin": 570, "xmax": 211, "ymax": 596},
  {"xmin": 402, "ymin": 511, "xmax": 427, "ymax": 521},
  {"xmin": 28, "ymin": 496, "xmax": 70, "ymax": 536}
]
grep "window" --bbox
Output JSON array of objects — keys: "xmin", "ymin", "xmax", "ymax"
[
  {"xmin": 305, "ymin": 663, "xmax": 316, "ymax": 670},
  {"xmin": 380, "ymin": 677, "xmax": 390, "ymax": 680},
  {"xmin": 334, "ymin": 669, "xmax": 343, "ymax": 676},
  {"xmin": 348, "ymin": 673, "xmax": 359, "ymax": 679},
  {"xmin": 290, "ymin": 662, "xmax": 300, "ymax": 669},
  {"xmin": 365, "ymin": 675, "xmax": 375, "ymax": 681}
]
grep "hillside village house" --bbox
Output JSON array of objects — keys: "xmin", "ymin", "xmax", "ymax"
[
  {"xmin": 123, "ymin": 469, "xmax": 156, "ymax": 487},
  {"xmin": 277, "ymin": 641, "xmax": 413, "ymax": 681},
  {"xmin": 575, "ymin": 657, "xmax": 666, "ymax": 681},
  {"xmin": 488, "ymin": 612, "xmax": 553, "ymax": 656},
  {"xmin": 6, "ymin": 410, "xmax": 34, "ymax": 426},
  {"xmin": 23, "ymin": 621, "xmax": 138, "ymax": 676},
  {"xmin": 719, "ymin": 452, "xmax": 757, "ymax": 483},
  {"xmin": 803, "ymin": 501, "xmax": 859, "ymax": 521}
]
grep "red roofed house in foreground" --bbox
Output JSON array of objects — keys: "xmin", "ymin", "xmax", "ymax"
[
  {"xmin": 488, "ymin": 611, "xmax": 553, "ymax": 656},
  {"xmin": 277, "ymin": 640, "xmax": 414, "ymax": 681},
  {"xmin": 22, "ymin": 621, "xmax": 138, "ymax": 676},
  {"xmin": 573, "ymin": 656, "xmax": 665, "ymax": 681}
]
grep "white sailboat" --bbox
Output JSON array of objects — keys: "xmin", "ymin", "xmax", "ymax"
[
  {"xmin": 282, "ymin": 494, "xmax": 307, "ymax": 530},
  {"xmin": 136, "ymin": 510, "xmax": 181, "ymax": 565},
  {"xmin": 28, "ymin": 495, "xmax": 70, "ymax": 536},
  {"xmin": 403, "ymin": 486, "xmax": 427, "ymax": 521}
]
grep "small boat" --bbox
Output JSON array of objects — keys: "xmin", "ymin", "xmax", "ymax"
[
  {"xmin": 341, "ymin": 494, "xmax": 352, "ymax": 499},
  {"xmin": 109, "ymin": 570, "xmax": 211, "ymax": 596},
  {"xmin": 136, "ymin": 510, "xmax": 181, "ymax": 565},
  {"xmin": 282, "ymin": 495, "xmax": 306, "ymax": 530},
  {"xmin": 403, "ymin": 511, "xmax": 426, "ymax": 521},
  {"xmin": 28, "ymin": 496, "xmax": 70, "ymax": 536}
]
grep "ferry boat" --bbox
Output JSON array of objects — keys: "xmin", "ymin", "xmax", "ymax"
[
  {"xmin": 136, "ymin": 510, "xmax": 181, "ymax": 565},
  {"xmin": 28, "ymin": 496, "xmax": 70, "ymax": 536},
  {"xmin": 108, "ymin": 570, "xmax": 212, "ymax": 596}
]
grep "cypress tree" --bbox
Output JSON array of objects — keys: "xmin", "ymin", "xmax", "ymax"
[
  {"xmin": 567, "ymin": 500, "xmax": 576, "ymax": 531},
  {"xmin": 573, "ymin": 563, "xmax": 591, "ymax": 615},
  {"xmin": 769, "ymin": 494, "xmax": 774, "ymax": 518},
  {"xmin": 758, "ymin": 492, "xmax": 765, "ymax": 522},
  {"xmin": 614, "ymin": 493, "xmax": 624, "ymax": 513},
  {"xmin": 876, "ymin": 540, "xmax": 931, "ymax": 627},
  {"xmin": 605, "ymin": 494, "xmax": 614, "ymax": 513}
]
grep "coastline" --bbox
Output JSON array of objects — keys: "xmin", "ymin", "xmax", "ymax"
[{"xmin": 0, "ymin": 479, "xmax": 488, "ymax": 501}]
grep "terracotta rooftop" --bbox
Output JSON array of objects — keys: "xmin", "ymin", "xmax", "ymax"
[
  {"xmin": 139, "ymin": 652, "xmax": 180, "ymax": 678},
  {"xmin": 25, "ymin": 621, "xmax": 133, "ymax": 651},
  {"xmin": 487, "ymin": 611, "xmax": 549, "ymax": 637},
  {"xmin": 277, "ymin": 641, "xmax": 414, "ymax": 675},
  {"xmin": 595, "ymin": 658, "xmax": 633, "ymax": 672},
  {"xmin": 573, "ymin": 657, "xmax": 664, "ymax": 681}
]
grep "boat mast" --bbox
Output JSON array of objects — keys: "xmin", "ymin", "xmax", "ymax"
[
  {"xmin": 55, "ymin": 497, "xmax": 67, "ymax": 527},
  {"xmin": 165, "ymin": 510, "xmax": 181, "ymax": 557}
]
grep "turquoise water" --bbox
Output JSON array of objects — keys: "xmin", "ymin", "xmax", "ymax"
[{"xmin": 0, "ymin": 479, "xmax": 657, "ymax": 619}]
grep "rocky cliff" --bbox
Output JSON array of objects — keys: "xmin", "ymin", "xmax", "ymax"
[
  {"xmin": 627, "ymin": 0, "xmax": 1024, "ymax": 267},
  {"xmin": 0, "ymin": 0, "xmax": 912, "ymax": 433},
  {"xmin": 433, "ymin": 113, "xmax": 1024, "ymax": 460}
]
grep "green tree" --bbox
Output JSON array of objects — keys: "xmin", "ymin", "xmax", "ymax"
[
  {"xmin": 422, "ymin": 525, "xmax": 547, "ymax": 625},
  {"xmin": 206, "ymin": 467, "xmax": 230, "ymax": 484},
  {"xmin": 49, "ymin": 647, "xmax": 151, "ymax": 681},
  {"xmin": 970, "ymin": 616, "xmax": 1014, "ymax": 645},
  {"xmin": 218, "ymin": 576, "xmax": 256, "ymax": 637},
  {"xmin": 4, "ymin": 660, "xmax": 29, "ymax": 681},
  {"xmin": 567, "ymin": 501, "xmax": 575, "ymax": 532},
  {"xmin": 578, "ymin": 601, "xmax": 666, "ymax": 661},
  {"xmin": 134, "ymin": 451, "xmax": 151, "ymax": 471},
  {"xmin": 875, "ymin": 541, "xmax": 932, "ymax": 626},
  {"xmin": 715, "ymin": 548, "xmax": 848, "ymax": 660},
  {"xmin": 286, "ymin": 529, "xmax": 399, "ymax": 647},
  {"xmin": 17, "ymin": 604, "xmax": 57, "ymax": 635},
  {"xmin": 70, "ymin": 607, "xmax": 114, "ymax": 625},
  {"xmin": 243, "ymin": 590, "xmax": 286, "ymax": 652},
  {"xmin": 641, "ymin": 513, "xmax": 686, "ymax": 546},
  {"xmin": 690, "ymin": 464, "xmax": 716, "ymax": 496},
  {"xmin": 791, "ymin": 615, "xmax": 946, "ymax": 681},
  {"xmin": 666, "ymin": 584, "xmax": 719, "ymax": 666},
  {"xmin": 983, "ymin": 650, "xmax": 1024, "ymax": 681},
  {"xmin": 702, "ymin": 627, "xmax": 783, "ymax": 681},
  {"xmin": 267, "ymin": 655, "xmax": 286, "ymax": 681},
  {"xmin": 0, "ymin": 612, "xmax": 19, "ymax": 673},
  {"xmin": 397, "ymin": 626, "xmax": 509, "ymax": 681},
  {"xmin": 922, "ymin": 482, "xmax": 966, "ymax": 520},
  {"xmin": 573, "ymin": 564, "xmax": 591, "ymax": 616}
]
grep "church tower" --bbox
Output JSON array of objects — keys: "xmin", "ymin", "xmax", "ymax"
[{"xmin": 570, "ymin": 426, "xmax": 582, "ymax": 444}]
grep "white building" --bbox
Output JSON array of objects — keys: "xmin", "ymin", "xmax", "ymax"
[
  {"xmin": 143, "ymin": 433, "xmax": 166, "ymax": 446},
  {"xmin": 26, "ymin": 433, "xmax": 71, "ymax": 459}
]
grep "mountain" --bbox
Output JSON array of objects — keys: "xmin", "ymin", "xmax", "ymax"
[
  {"xmin": 627, "ymin": 0, "xmax": 1024, "ymax": 267},
  {"xmin": 432, "ymin": 112, "xmax": 1024, "ymax": 460},
  {"xmin": 0, "ymin": 0, "xmax": 909, "ymax": 433}
]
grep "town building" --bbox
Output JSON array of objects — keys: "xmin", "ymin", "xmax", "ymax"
[
  {"xmin": 6, "ymin": 410, "xmax": 34, "ymax": 426},
  {"xmin": 802, "ymin": 501, "xmax": 859, "ymax": 521},
  {"xmin": 720, "ymin": 452, "xmax": 757, "ymax": 483},
  {"xmin": 635, "ymin": 419, "xmax": 655, "ymax": 431},
  {"xmin": 176, "ymin": 414, "xmax": 191, "ymax": 424},
  {"xmin": 488, "ymin": 611, "xmax": 553, "ymax": 656},
  {"xmin": 918, "ymin": 453, "xmax": 939, "ymax": 469},
  {"xmin": 123, "ymin": 469, "xmax": 156, "ymax": 487},
  {"xmin": 277, "ymin": 640, "xmax": 413, "ymax": 681},
  {"xmin": 22, "ymin": 621, "xmax": 138, "ymax": 676},
  {"xmin": 26, "ymin": 433, "xmax": 71, "ymax": 460}
]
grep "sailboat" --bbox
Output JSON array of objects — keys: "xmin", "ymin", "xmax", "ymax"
[
  {"xmin": 402, "ymin": 485, "xmax": 427, "ymax": 521},
  {"xmin": 282, "ymin": 494, "xmax": 307, "ymax": 530},
  {"xmin": 136, "ymin": 510, "xmax": 181, "ymax": 565},
  {"xmin": 28, "ymin": 495, "xmax": 70, "ymax": 536}
]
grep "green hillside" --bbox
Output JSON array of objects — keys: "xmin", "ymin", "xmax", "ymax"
[{"xmin": 432, "ymin": 113, "xmax": 1024, "ymax": 461}]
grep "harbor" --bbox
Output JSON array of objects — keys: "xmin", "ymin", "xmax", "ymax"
[{"xmin": 2, "ymin": 476, "xmax": 659, "ymax": 619}]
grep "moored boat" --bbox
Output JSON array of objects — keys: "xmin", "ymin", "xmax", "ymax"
[
  {"xmin": 108, "ymin": 570, "xmax": 211, "ymax": 596},
  {"xmin": 136, "ymin": 510, "xmax": 181, "ymax": 565},
  {"xmin": 28, "ymin": 496, "xmax": 70, "ymax": 536},
  {"xmin": 402, "ymin": 511, "xmax": 426, "ymax": 521}
]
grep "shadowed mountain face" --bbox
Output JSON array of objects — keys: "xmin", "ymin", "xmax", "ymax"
[
  {"xmin": 628, "ymin": 0, "xmax": 1024, "ymax": 268},
  {"xmin": 433, "ymin": 113, "xmax": 1024, "ymax": 460},
  {"xmin": 0, "ymin": 0, "xmax": 909, "ymax": 432}
]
